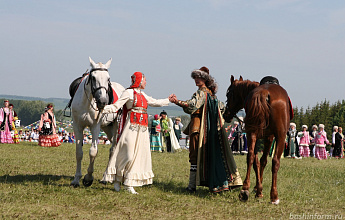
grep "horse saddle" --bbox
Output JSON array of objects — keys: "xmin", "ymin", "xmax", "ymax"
[{"xmin": 259, "ymin": 76, "xmax": 279, "ymax": 85}]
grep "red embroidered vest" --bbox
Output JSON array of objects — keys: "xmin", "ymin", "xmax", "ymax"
[{"xmin": 129, "ymin": 90, "xmax": 148, "ymax": 127}]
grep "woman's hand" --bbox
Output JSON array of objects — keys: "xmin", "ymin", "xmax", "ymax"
[{"xmin": 103, "ymin": 105, "xmax": 116, "ymax": 114}]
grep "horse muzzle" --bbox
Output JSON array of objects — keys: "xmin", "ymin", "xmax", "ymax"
[{"xmin": 96, "ymin": 97, "xmax": 108, "ymax": 110}]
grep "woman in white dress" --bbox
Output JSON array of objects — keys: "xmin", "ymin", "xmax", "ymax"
[{"xmin": 102, "ymin": 72, "xmax": 172, "ymax": 194}]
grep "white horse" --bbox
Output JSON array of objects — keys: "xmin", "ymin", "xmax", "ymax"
[{"xmin": 70, "ymin": 57, "xmax": 125, "ymax": 187}]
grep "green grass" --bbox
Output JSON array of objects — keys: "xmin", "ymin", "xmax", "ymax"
[{"xmin": 0, "ymin": 142, "xmax": 344, "ymax": 219}]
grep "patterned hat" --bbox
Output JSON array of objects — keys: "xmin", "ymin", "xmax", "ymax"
[
  {"xmin": 191, "ymin": 66, "xmax": 218, "ymax": 94},
  {"xmin": 130, "ymin": 72, "xmax": 145, "ymax": 89}
]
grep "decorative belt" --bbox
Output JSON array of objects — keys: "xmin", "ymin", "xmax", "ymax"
[{"xmin": 130, "ymin": 107, "xmax": 147, "ymax": 114}]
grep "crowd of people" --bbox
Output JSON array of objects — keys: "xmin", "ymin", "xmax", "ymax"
[
  {"xmin": 149, "ymin": 111, "xmax": 182, "ymax": 152},
  {"xmin": 284, "ymin": 123, "xmax": 344, "ymax": 160}
]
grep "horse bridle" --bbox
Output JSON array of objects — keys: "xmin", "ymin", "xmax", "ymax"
[
  {"xmin": 87, "ymin": 68, "xmax": 109, "ymax": 96},
  {"xmin": 225, "ymin": 86, "xmax": 244, "ymax": 123},
  {"xmin": 84, "ymin": 68, "xmax": 110, "ymax": 111}
]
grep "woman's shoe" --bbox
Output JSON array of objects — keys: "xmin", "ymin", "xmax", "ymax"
[{"xmin": 124, "ymin": 186, "xmax": 138, "ymax": 194}]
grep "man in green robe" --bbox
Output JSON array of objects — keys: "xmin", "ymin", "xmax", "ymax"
[{"xmin": 169, "ymin": 67, "xmax": 242, "ymax": 192}]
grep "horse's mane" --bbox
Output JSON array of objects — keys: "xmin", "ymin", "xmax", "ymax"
[
  {"xmin": 244, "ymin": 86, "xmax": 270, "ymax": 137},
  {"xmin": 233, "ymin": 80, "xmax": 260, "ymax": 104}
]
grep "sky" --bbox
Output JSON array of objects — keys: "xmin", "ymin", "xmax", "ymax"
[{"xmin": 1, "ymin": 0, "xmax": 344, "ymax": 109}]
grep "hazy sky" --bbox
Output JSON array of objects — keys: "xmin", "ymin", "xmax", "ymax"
[{"xmin": 1, "ymin": 0, "xmax": 344, "ymax": 109}]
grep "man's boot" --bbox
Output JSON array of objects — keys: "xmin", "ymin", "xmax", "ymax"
[{"xmin": 186, "ymin": 165, "xmax": 197, "ymax": 192}]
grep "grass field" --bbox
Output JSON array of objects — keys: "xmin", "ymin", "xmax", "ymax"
[{"xmin": 0, "ymin": 142, "xmax": 344, "ymax": 219}]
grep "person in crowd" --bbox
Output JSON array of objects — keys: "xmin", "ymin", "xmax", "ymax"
[
  {"xmin": 83, "ymin": 133, "xmax": 89, "ymax": 144},
  {"xmin": 285, "ymin": 123, "xmax": 301, "ymax": 159},
  {"xmin": 331, "ymin": 126, "xmax": 338, "ymax": 158},
  {"xmin": 228, "ymin": 121, "xmax": 238, "ymax": 143},
  {"xmin": 173, "ymin": 117, "xmax": 183, "ymax": 141},
  {"xmin": 101, "ymin": 71, "xmax": 173, "ymax": 194},
  {"xmin": 68, "ymin": 132, "xmax": 75, "ymax": 143},
  {"xmin": 38, "ymin": 104, "xmax": 61, "ymax": 147},
  {"xmin": 18, "ymin": 130, "xmax": 24, "ymax": 141},
  {"xmin": 9, "ymin": 103, "xmax": 19, "ymax": 144},
  {"xmin": 312, "ymin": 124, "xmax": 330, "ymax": 160},
  {"xmin": 333, "ymin": 126, "xmax": 343, "ymax": 159},
  {"xmin": 340, "ymin": 127, "xmax": 345, "ymax": 158},
  {"xmin": 30, "ymin": 128, "xmax": 39, "ymax": 142},
  {"xmin": 150, "ymin": 114, "xmax": 163, "ymax": 152},
  {"xmin": 230, "ymin": 118, "xmax": 247, "ymax": 154},
  {"xmin": 57, "ymin": 131, "xmax": 64, "ymax": 143},
  {"xmin": 25, "ymin": 130, "xmax": 31, "ymax": 141},
  {"xmin": 309, "ymin": 125, "xmax": 318, "ymax": 157},
  {"xmin": 298, "ymin": 125, "xmax": 310, "ymax": 157},
  {"xmin": 169, "ymin": 66, "xmax": 242, "ymax": 193},
  {"xmin": 0, "ymin": 100, "xmax": 14, "ymax": 144},
  {"xmin": 160, "ymin": 111, "xmax": 180, "ymax": 152}
]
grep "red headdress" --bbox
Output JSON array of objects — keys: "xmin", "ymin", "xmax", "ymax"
[{"xmin": 130, "ymin": 72, "xmax": 144, "ymax": 89}]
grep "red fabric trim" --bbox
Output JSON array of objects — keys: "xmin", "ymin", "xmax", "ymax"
[{"xmin": 111, "ymin": 87, "xmax": 118, "ymax": 104}]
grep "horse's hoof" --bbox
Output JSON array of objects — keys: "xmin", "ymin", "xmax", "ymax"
[
  {"xmin": 271, "ymin": 199, "xmax": 280, "ymax": 205},
  {"xmin": 255, "ymin": 194, "xmax": 264, "ymax": 199},
  {"xmin": 82, "ymin": 175, "xmax": 94, "ymax": 187},
  {"xmin": 239, "ymin": 190, "xmax": 250, "ymax": 202},
  {"xmin": 70, "ymin": 183, "xmax": 80, "ymax": 188}
]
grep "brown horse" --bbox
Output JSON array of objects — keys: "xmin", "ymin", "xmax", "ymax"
[{"xmin": 223, "ymin": 75, "xmax": 293, "ymax": 204}]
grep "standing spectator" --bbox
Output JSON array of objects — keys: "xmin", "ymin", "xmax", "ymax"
[
  {"xmin": 312, "ymin": 124, "xmax": 330, "ymax": 160},
  {"xmin": 170, "ymin": 66, "xmax": 242, "ymax": 193},
  {"xmin": 160, "ymin": 111, "xmax": 172, "ymax": 152},
  {"xmin": 9, "ymin": 103, "xmax": 19, "ymax": 144},
  {"xmin": 331, "ymin": 126, "xmax": 338, "ymax": 158},
  {"xmin": 333, "ymin": 126, "xmax": 343, "ymax": 159},
  {"xmin": 160, "ymin": 111, "xmax": 180, "ymax": 152},
  {"xmin": 101, "ymin": 71, "xmax": 172, "ymax": 194},
  {"xmin": 173, "ymin": 117, "xmax": 183, "ymax": 141},
  {"xmin": 230, "ymin": 118, "xmax": 247, "ymax": 155},
  {"xmin": 0, "ymin": 100, "xmax": 14, "ymax": 144},
  {"xmin": 38, "ymin": 104, "xmax": 61, "ymax": 147},
  {"xmin": 340, "ymin": 127, "xmax": 345, "ymax": 158},
  {"xmin": 150, "ymin": 114, "xmax": 162, "ymax": 152},
  {"xmin": 298, "ymin": 125, "xmax": 310, "ymax": 157},
  {"xmin": 285, "ymin": 123, "xmax": 300, "ymax": 159},
  {"xmin": 309, "ymin": 125, "xmax": 318, "ymax": 157}
]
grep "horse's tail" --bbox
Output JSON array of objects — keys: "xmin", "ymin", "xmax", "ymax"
[{"xmin": 244, "ymin": 88, "xmax": 270, "ymax": 136}]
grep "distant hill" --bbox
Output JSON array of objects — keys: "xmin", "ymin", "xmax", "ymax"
[
  {"xmin": 0, "ymin": 94, "xmax": 187, "ymax": 117},
  {"xmin": 0, "ymin": 94, "xmax": 70, "ymax": 110}
]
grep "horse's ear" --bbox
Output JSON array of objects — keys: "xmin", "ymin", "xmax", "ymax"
[
  {"xmin": 105, "ymin": 58, "xmax": 112, "ymax": 69},
  {"xmin": 230, "ymin": 75, "xmax": 234, "ymax": 84},
  {"xmin": 89, "ymin": 57, "xmax": 96, "ymax": 68},
  {"xmin": 239, "ymin": 76, "xmax": 243, "ymax": 81}
]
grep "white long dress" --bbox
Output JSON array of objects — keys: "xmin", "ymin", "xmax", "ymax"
[{"xmin": 102, "ymin": 88, "xmax": 169, "ymax": 187}]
